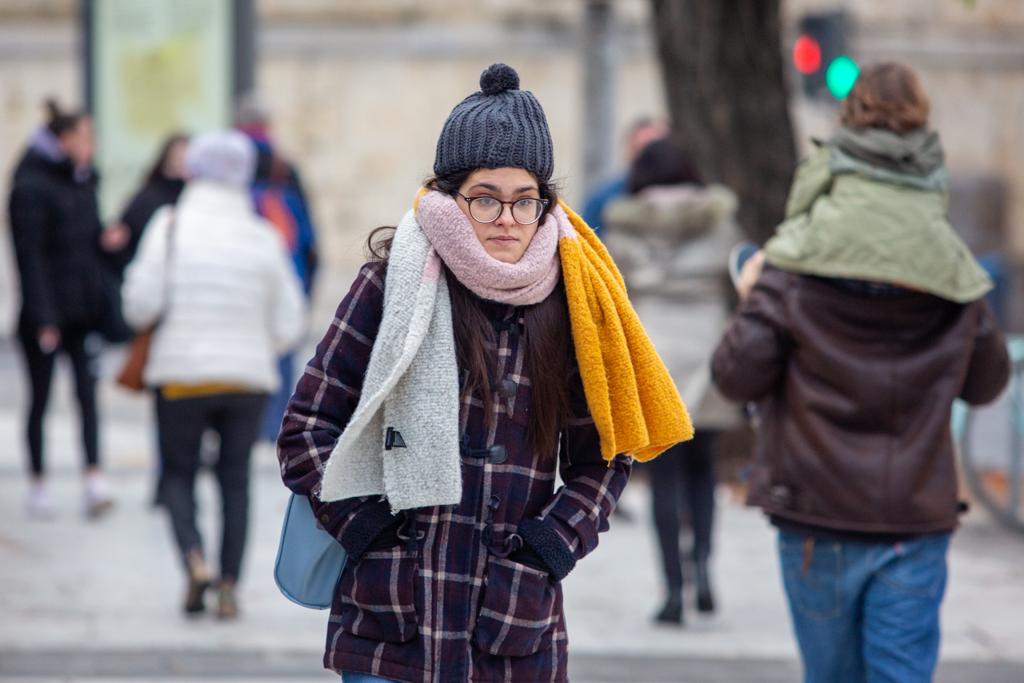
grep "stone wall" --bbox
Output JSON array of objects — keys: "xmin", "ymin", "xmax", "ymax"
[
  {"xmin": 1, "ymin": 0, "xmax": 1022, "ymax": 332},
  {"xmin": 255, "ymin": 11, "xmax": 663, "ymax": 275},
  {"xmin": 0, "ymin": 1, "xmax": 662, "ymax": 333}
]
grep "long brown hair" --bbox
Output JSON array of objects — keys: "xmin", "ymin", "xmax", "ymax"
[
  {"xmin": 145, "ymin": 132, "xmax": 189, "ymax": 184},
  {"xmin": 365, "ymin": 170, "xmax": 571, "ymax": 456}
]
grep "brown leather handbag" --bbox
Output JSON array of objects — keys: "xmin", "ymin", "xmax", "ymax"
[
  {"xmin": 115, "ymin": 212, "xmax": 176, "ymax": 392},
  {"xmin": 115, "ymin": 328, "xmax": 155, "ymax": 391}
]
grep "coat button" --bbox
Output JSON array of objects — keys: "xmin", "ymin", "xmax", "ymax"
[
  {"xmin": 488, "ymin": 495, "xmax": 501, "ymax": 511},
  {"xmin": 319, "ymin": 513, "xmax": 331, "ymax": 525},
  {"xmin": 488, "ymin": 445, "xmax": 507, "ymax": 464},
  {"xmin": 501, "ymin": 378, "xmax": 517, "ymax": 399}
]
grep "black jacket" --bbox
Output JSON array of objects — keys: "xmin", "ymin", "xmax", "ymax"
[
  {"xmin": 8, "ymin": 147, "xmax": 109, "ymax": 331},
  {"xmin": 112, "ymin": 175, "xmax": 184, "ymax": 274}
]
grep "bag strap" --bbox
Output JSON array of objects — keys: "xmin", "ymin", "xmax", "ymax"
[{"xmin": 155, "ymin": 209, "xmax": 177, "ymax": 325}]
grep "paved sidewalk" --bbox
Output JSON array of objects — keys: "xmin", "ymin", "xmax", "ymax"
[{"xmin": 1, "ymin": 344, "xmax": 1023, "ymax": 682}]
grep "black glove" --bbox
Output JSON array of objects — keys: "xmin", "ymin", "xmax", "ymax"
[
  {"xmin": 515, "ymin": 518, "xmax": 576, "ymax": 581},
  {"xmin": 509, "ymin": 544, "xmax": 550, "ymax": 575},
  {"xmin": 366, "ymin": 515, "xmax": 406, "ymax": 552},
  {"xmin": 339, "ymin": 500, "xmax": 406, "ymax": 561}
]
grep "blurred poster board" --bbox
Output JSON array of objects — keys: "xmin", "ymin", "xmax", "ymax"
[{"xmin": 87, "ymin": 0, "xmax": 234, "ymax": 219}]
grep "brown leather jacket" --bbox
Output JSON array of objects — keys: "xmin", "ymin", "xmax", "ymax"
[{"xmin": 712, "ymin": 266, "xmax": 1010, "ymax": 534}]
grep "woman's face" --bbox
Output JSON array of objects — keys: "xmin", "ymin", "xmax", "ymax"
[
  {"xmin": 60, "ymin": 117, "xmax": 94, "ymax": 168},
  {"xmin": 456, "ymin": 167, "xmax": 543, "ymax": 264},
  {"xmin": 163, "ymin": 138, "xmax": 189, "ymax": 179}
]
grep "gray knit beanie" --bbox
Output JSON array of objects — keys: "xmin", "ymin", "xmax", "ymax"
[{"xmin": 434, "ymin": 63, "xmax": 554, "ymax": 183}]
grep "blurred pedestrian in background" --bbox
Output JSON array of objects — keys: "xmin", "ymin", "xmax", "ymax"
[
  {"xmin": 8, "ymin": 99, "xmax": 116, "ymax": 520},
  {"xmin": 604, "ymin": 138, "xmax": 741, "ymax": 625},
  {"xmin": 109, "ymin": 132, "xmax": 190, "ymax": 275},
  {"xmin": 580, "ymin": 117, "xmax": 668, "ymax": 236},
  {"xmin": 277, "ymin": 63, "xmax": 689, "ymax": 683},
  {"xmin": 122, "ymin": 131, "xmax": 305, "ymax": 619},
  {"xmin": 96, "ymin": 133, "xmax": 192, "ymax": 347},
  {"xmin": 235, "ymin": 94, "xmax": 319, "ymax": 444},
  {"xmin": 712, "ymin": 63, "xmax": 1011, "ymax": 683},
  {"xmin": 109, "ymin": 132, "xmax": 190, "ymax": 504}
]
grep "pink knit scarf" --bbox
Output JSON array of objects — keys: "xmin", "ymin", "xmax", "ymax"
[{"xmin": 415, "ymin": 190, "xmax": 562, "ymax": 306}]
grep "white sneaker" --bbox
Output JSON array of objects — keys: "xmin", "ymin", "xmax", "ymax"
[
  {"xmin": 26, "ymin": 481, "xmax": 56, "ymax": 520},
  {"xmin": 84, "ymin": 472, "xmax": 115, "ymax": 519}
]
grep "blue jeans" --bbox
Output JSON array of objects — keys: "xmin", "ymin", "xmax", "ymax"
[
  {"xmin": 341, "ymin": 674, "xmax": 396, "ymax": 683},
  {"xmin": 778, "ymin": 530, "xmax": 950, "ymax": 683}
]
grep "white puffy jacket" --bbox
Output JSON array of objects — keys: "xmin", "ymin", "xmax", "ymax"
[{"xmin": 122, "ymin": 180, "xmax": 305, "ymax": 392}]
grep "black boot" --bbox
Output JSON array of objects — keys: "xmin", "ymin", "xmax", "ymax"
[
  {"xmin": 183, "ymin": 550, "xmax": 210, "ymax": 616},
  {"xmin": 654, "ymin": 589, "xmax": 684, "ymax": 625},
  {"xmin": 695, "ymin": 556, "xmax": 715, "ymax": 614}
]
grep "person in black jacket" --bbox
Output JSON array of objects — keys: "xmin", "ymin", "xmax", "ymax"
[
  {"xmin": 96, "ymin": 133, "xmax": 190, "ymax": 347},
  {"xmin": 107, "ymin": 132, "xmax": 188, "ymax": 274},
  {"xmin": 8, "ymin": 99, "xmax": 115, "ymax": 520}
]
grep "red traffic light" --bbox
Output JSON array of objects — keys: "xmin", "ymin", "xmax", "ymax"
[{"xmin": 793, "ymin": 35, "xmax": 822, "ymax": 75}]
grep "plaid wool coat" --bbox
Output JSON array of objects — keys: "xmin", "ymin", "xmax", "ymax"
[{"xmin": 278, "ymin": 261, "xmax": 631, "ymax": 682}]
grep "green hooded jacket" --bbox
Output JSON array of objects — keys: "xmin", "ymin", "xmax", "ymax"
[{"xmin": 764, "ymin": 127, "xmax": 991, "ymax": 303}]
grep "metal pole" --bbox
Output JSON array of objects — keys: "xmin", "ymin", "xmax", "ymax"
[
  {"xmin": 233, "ymin": 0, "xmax": 257, "ymax": 101},
  {"xmin": 82, "ymin": 0, "xmax": 94, "ymax": 111},
  {"xmin": 581, "ymin": 0, "xmax": 617, "ymax": 197}
]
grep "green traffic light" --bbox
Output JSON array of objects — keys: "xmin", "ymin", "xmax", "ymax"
[{"xmin": 826, "ymin": 55, "xmax": 859, "ymax": 99}]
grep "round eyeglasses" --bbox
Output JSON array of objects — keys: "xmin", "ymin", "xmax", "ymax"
[{"xmin": 457, "ymin": 193, "xmax": 549, "ymax": 225}]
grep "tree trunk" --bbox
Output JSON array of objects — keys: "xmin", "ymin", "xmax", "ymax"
[{"xmin": 649, "ymin": 0, "xmax": 797, "ymax": 244}]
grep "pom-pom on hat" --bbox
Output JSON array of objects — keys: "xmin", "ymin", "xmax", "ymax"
[{"xmin": 433, "ymin": 63, "xmax": 554, "ymax": 183}]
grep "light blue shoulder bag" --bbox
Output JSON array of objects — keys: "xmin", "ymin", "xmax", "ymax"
[{"xmin": 274, "ymin": 493, "xmax": 348, "ymax": 609}]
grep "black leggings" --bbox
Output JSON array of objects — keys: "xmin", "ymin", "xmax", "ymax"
[
  {"xmin": 648, "ymin": 430, "xmax": 718, "ymax": 593},
  {"xmin": 156, "ymin": 391, "xmax": 267, "ymax": 582},
  {"xmin": 17, "ymin": 323, "xmax": 100, "ymax": 476}
]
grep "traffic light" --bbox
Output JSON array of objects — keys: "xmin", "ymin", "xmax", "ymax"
[{"xmin": 793, "ymin": 11, "xmax": 859, "ymax": 100}]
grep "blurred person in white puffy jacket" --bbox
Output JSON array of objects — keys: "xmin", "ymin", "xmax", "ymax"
[
  {"xmin": 604, "ymin": 137, "xmax": 742, "ymax": 626},
  {"xmin": 122, "ymin": 130, "xmax": 305, "ymax": 619}
]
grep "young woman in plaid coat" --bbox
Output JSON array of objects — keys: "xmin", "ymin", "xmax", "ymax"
[{"xmin": 278, "ymin": 64, "xmax": 689, "ymax": 683}]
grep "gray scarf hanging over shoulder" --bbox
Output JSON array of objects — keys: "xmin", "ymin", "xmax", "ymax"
[{"xmin": 316, "ymin": 208, "xmax": 462, "ymax": 511}]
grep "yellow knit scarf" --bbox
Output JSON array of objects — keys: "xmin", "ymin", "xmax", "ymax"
[{"xmin": 556, "ymin": 200, "xmax": 693, "ymax": 461}]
